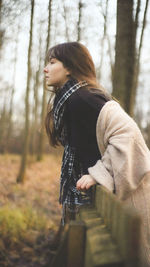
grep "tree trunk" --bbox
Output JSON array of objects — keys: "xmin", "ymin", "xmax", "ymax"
[
  {"xmin": 131, "ymin": 0, "xmax": 149, "ymax": 116},
  {"xmin": 77, "ymin": 0, "xmax": 82, "ymax": 42},
  {"xmin": 113, "ymin": 0, "xmax": 136, "ymax": 116},
  {"xmin": 30, "ymin": 69, "xmax": 40, "ymax": 155},
  {"xmin": 0, "ymin": 101, "xmax": 7, "ymax": 153},
  {"xmin": 0, "ymin": 0, "xmax": 3, "ymax": 50},
  {"xmin": 17, "ymin": 0, "xmax": 35, "ymax": 183},
  {"xmin": 37, "ymin": 0, "xmax": 52, "ymax": 161},
  {"xmin": 63, "ymin": 0, "xmax": 70, "ymax": 42},
  {"xmin": 5, "ymin": 24, "xmax": 20, "ymax": 152},
  {"xmin": 98, "ymin": 0, "xmax": 109, "ymax": 81}
]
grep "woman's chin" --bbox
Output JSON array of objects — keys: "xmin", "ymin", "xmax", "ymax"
[{"xmin": 46, "ymin": 80, "xmax": 53, "ymax": 86}]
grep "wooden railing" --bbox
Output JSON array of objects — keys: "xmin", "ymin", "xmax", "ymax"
[{"xmin": 50, "ymin": 185, "xmax": 141, "ymax": 267}]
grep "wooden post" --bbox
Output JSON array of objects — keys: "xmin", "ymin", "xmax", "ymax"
[
  {"xmin": 67, "ymin": 221, "xmax": 86, "ymax": 267},
  {"xmin": 50, "ymin": 224, "xmax": 69, "ymax": 267}
]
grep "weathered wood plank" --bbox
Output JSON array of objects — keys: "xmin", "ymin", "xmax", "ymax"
[
  {"xmin": 67, "ymin": 221, "xmax": 86, "ymax": 267},
  {"xmin": 50, "ymin": 224, "xmax": 68, "ymax": 267},
  {"xmin": 94, "ymin": 185, "xmax": 141, "ymax": 266},
  {"xmin": 85, "ymin": 225, "xmax": 123, "ymax": 267}
]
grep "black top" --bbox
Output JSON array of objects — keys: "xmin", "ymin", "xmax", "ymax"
[{"xmin": 64, "ymin": 87, "xmax": 109, "ymax": 174}]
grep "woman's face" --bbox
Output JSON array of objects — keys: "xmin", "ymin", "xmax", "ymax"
[{"xmin": 44, "ymin": 58, "xmax": 70, "ymax": 87}]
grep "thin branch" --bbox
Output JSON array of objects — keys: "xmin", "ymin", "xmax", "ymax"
[
  {"xmin": 138, "ymin": 0, "xmax": 149, "ymax": 61},
  {"xmin": 77, "ymin": 0, "xmax": 82, "ymax": 42},
  {"xmin": 134, "ymin": 0, "xmax": 141, "ymax": 34},
  {"xmin": 98, "ymin": 0, "xmax": 109, "ymax": 80},
  {"xmin": 62, "ymin": 0, "xmax": 70, "ymax": 42}
]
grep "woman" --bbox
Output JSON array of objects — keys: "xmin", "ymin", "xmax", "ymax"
[
  {"xmin": 44, "ymin": 42, "xmax": 150, "ymax": 265},
  {"xmin": 44, "ymin": 42, "xmax": 111, "ymax": 224}
]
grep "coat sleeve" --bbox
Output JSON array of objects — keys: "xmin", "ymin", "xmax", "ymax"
[{"xmin": 88, "ymin": 101, "xmax": 150, "ymax": 200}]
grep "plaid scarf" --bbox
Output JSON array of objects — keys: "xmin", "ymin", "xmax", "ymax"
[{"xmin": 53, "ymin": 79, "xmax": 92, "ymax": 219}]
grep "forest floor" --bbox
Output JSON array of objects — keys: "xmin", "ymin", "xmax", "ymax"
[{"xmin": 0, "ymin": 152, "xmax": 63, "ymax": 267}]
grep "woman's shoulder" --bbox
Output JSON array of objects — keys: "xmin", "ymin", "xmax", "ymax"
[
  {"xmin": 77, "ymin": 86, "xmax": 109, "ymax": 100},
  {"xmin": 97, "ymin": 100, "xmax": 143, "ymax": 141},
  {"xmin": 67, "ymin": 87, "xmax": 109, "ymax": 111}
]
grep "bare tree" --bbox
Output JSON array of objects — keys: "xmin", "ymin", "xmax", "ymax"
[
  {"xmin": 30, "ymin": 23, "xmax": 43, "ymax": 155},
  {"xmin": 131, "ymin": 0, "xmax": 149, "ymax": 116},
  {"xmin": 17, "ymin": 0, "xmax": 35, "ymax": 183},
  {"xmin": 0, "ymin": 96, "xmax": 7, "ymax": 153},
  {"xmin": 5, "ymin": 24, "xmax": 20, "ymax": 152},
  {"xmin": 0, "ymin": 0, "xmax": 5, "ymax": 51},
  {"xmin": 0, "ymin": 0, "xmax": 3, "ymax": 49},
  {"xmin": 113, "ymin": 0, "xmax": 149, "ymax": 116},
  {"xmin": 30, "ymin": 68, "xmax": 40, "ymax": 155},
  {"xmin": 97, "ymin": 0, "xmax": 109, "ymax": 81},
  {"xmin": 113, "ymin": 0, "xmax": 136, "ymax": 115},
  {"xmin": 37, "ymin": 0, "xmax": 52, "ymax": 161},
  {"xmin": 62, "ymin": 0, "xmax": 70, "ymax": 42},
  {"xmin": 77, "ymin": 0, "xmax": 82, "ymax": 42}
]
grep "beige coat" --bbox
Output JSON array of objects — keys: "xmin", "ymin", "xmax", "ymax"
[{"xmin": 88, "ymin": 100, "xmax": 150, "ymax": 266}]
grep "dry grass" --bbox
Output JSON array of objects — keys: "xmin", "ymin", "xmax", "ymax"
[
  {"xmin": 0, "ymin": 153, "xmax": 62, "ymax": 222},
  {"xmin": 0, "ymin": 152, "xmax": 63, "ymax": 266}
]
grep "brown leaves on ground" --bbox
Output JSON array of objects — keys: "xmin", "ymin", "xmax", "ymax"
[
  {"xmin": 0, "ymin": 153, "xmax": 62, "ymax": 222},
  {"xmin": 0, "ymin": 152, "xmax": 63, "ymax": 266}
]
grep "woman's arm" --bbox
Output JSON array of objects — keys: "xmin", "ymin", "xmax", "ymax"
[{"xmin": 77, "ymin": 101, "xmax": 150, "ymax": 200}]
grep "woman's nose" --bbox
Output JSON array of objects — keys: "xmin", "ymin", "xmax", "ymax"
[{"xmin": 44, "ymin": 67, "xmax": 48, "ymax": 73}]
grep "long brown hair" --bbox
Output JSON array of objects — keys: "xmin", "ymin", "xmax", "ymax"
[{"xmin": 45, "ymin": 42, "xmax": 111, "ymax": 146}]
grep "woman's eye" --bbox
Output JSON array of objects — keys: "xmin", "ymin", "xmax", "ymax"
[{"xmin": 50, "ymin": 60, "xmax": 55, "ymax": 64}]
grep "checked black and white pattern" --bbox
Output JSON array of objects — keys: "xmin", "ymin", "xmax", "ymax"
[
  {"xmin": 53, "ymin": 79, "xmax": 92, "ymax": 223},
  {"xmin": 53, "ymin": 79, "xmax": 87, "ymax": 145}
]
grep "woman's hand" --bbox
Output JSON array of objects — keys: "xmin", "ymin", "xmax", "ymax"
[{"xmin": 76, "ymin": 175, "xmax": 96, "ymax": 190}]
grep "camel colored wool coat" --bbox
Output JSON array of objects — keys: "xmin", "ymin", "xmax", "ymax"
[{"xmin": 88, "ymin": 100, "xmax": 150, "ymax": 266}]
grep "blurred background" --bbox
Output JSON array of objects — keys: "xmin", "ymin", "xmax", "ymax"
[
  {"xmin": 0, "ymin": 0, "xmax": 150, "ymax": 265},
  {"xmin": 0, "ymin": 0, "xmax": 150, "ymax": 159}
]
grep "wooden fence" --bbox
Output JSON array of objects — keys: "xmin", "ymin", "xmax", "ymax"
[{"xmin": 50, "ymin": 185, "xmax": 141, "ymax": 267}]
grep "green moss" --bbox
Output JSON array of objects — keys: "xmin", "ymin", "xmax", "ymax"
[{"xmin": 0, "ymin": 205, "xmax": 50, "ymax": 246}]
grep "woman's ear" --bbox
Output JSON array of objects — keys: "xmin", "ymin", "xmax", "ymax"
[{"xmin": 66, "ymin": 68, "xmax": 71, "ymax": 77}]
